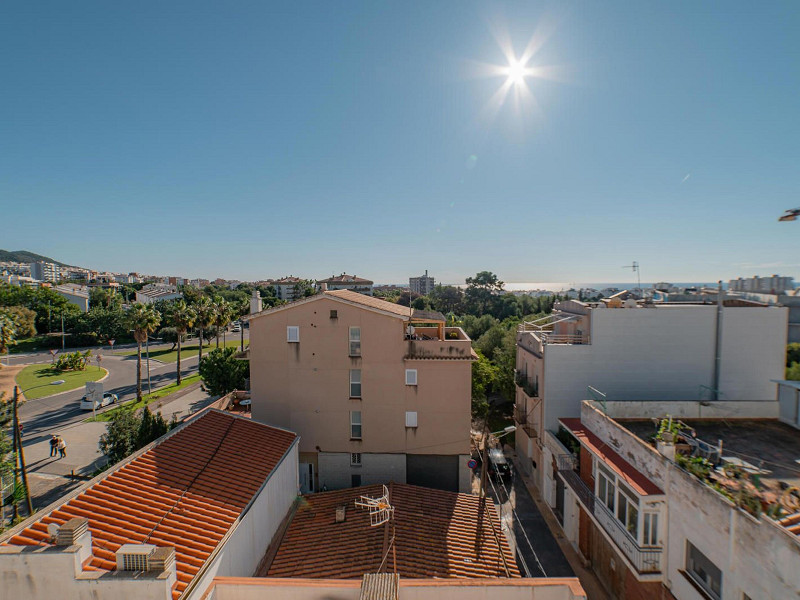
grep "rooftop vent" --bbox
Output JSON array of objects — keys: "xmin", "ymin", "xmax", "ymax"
[
  {"xmin": 55, "ymin": 518, "xmax": 89, "ymax": 547},
  {"xmin": 335, "ymin": 505, "xmax": 347, "ymax": 523},
  {"xmin": 116, "ymin": 544, "xmax": 156, "ymax": 572}
]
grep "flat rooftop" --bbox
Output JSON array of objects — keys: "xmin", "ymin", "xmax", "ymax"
[{"xmin": 621, "ymin": 419, "xmax": 800, "ymax": 489}]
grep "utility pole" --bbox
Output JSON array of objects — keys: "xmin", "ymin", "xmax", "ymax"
[
  {"xmin": 12, "ymin": 386, "xmax": 33, "ymax": 516},
  {"xmin": 61, "ymin": 313, "xmax": 65, "ymax": 351},
  {"xmin": 146, "ymin": 335, "xmax": 152, "ymax": 394}
]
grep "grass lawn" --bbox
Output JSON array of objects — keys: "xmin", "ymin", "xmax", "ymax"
[
  {"xmin": 115, "ymin": 339, "xmax": 243, "ymax": 363},
  {"xmin": 15, "ymin": 364, "xmax": 107, "ymax": 400},
  {"xmin": 87, "ymin": 373, "xmax": 202, "ymax": 422}
]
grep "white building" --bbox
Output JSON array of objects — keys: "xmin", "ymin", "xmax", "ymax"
[
  {"xmin": 729, "ymin": 274, "xmax": 794, "ymax": 294},
  {"xmin": 550, "ymin": 399, "xmax": 800, "ymax": 600},
  {"xmin": 409, "ymin": 270, "xmax": 435, "ymax": 295},
  {"xmin": 30, "ymin": 261, "xmax": 60, "ymax": 283},
  {"xmin": 0, "ymin": 410, "xmax": 300, "ymax": 600},
  {"xmin": 135, "ymin": 283, "xmax": 182, "ymax": 304},
  {"xmin": 54, "ymin": 284, "xmax": 90, "ymax": 312},
  {"xmin": 271, "ymin": 276, "xmax": 304, "ymax": 301},
  {"xmin": 514, "ymin": 299, "xmax": 788, "ymax": 491}
]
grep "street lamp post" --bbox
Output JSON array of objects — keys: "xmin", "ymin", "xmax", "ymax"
[{"xmin": 12, "ymin": 380, "xmax": 66, "ymax": 517}]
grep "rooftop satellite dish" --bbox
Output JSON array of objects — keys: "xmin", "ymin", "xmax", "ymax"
[{"xmin": 355, "ymin": 484, "xmax": 394, "ymax": 527}]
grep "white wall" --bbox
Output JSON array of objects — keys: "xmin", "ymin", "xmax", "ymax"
[
  {"xmin": 596, "ymin": 400, "xmax": 779, "ymax": 420},
  {"xmin": 777, "ymin": 382, "xmax": 800, "ymax": 428},
  {"xmin": 541, "ymin": 306, "xmax": 786, "ymax": 431},
  {"xmin": 186, "ymin": 441, "xmax": 299, "ymax": 599}
]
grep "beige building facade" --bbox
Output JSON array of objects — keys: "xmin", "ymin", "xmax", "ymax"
[{"xmin": 249, "ymin": 290, "xmax": 475, "ymax": 493}]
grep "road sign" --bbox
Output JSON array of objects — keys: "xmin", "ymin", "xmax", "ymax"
[{"xmin": 467, "ymin": 459, "xmax": 478, "ymax": 470}]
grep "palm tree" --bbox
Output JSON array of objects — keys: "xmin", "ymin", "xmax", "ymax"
[
  {"xmin": 194, "ymin": 296, "xmax": 215, "ymax": 364},
  {"xmin": 213, "ymin": 298, "xmax": 231, "ymax": 349},
  {"xmin": 127, "ymin": 303, "xmax": 161, "ymax": 401},
  {"xmin": 169, "ymin": 300, "xmax": 196, "ymax": 386}
]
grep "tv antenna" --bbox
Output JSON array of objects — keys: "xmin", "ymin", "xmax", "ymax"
[
  {"xmin": 355, "ymin": 484, "xmax": 395, "ymax": 527},
  {"xmin": 622, "ymin": 261, "xmax": 642, "ymax": 296}
]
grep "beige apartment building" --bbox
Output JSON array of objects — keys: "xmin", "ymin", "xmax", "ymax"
[{"xmin": 249, "ymin": 290, "xmax": 475, "ymax": 493}]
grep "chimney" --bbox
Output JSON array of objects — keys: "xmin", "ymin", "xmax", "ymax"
[
  {"xmin": 320, "ymin": 282, "xmax": 328, "ymax": 292},
  {"xmin": 335, "ymin": 505, "xmax": 347, "ymax": 523},
  {"xmin": 54, "ymin": 517, "xmax": 93, "ymax": 564}
]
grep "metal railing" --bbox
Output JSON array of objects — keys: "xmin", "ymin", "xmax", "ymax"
[
  {"xmin": 514, "ymin": 370, "xmax": 539, "ymax": 397},
  {"xmin": 557, "ymin": 457, "xmax": 662, "ymax": 574}
]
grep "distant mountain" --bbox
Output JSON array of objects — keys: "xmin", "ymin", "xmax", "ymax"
[{"xmin": 0, "ymin": 249, "xmax": 72, "ymax": 267}]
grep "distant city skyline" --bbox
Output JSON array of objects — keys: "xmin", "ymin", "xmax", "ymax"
[{"xmin": 2, "ymin": 2, "xmax": 798, "ymax": 282}]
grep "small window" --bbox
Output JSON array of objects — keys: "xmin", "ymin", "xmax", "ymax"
[
  {"xmin": 405, "ymin": 369, "xmax": 417, "ymax": 385},
  {"xmin": 686, "ymin": 541, "xmax": 722, "ymax": 600},
  {"xmin": 330, "ymin": 309, "xmax": 338, "ymax": 319},
  {"xmin": 287, "ymin": 326, "xmax": 299, "ymax": 342},
  {"xmin": 351, "ymin": 452, "xmax": 362, "ymax": 466},
  {"xmin": 349, "ymin": 326, "xmax": 361, "ymax": 356},
  {"xmin": 350, "ymin": 411, "xmax": 362, "ymax": 439},
  {"xmin": 351, "ymin": 474, "xmax": 362, "ymax": 487},
  {"xmin": 350, "ymin": 369, "xmax": 362, "ymax": 398},
  {"xmin": 643, "ymin": 513, "xmax": 659, "ymax": 546},
  {"xmin": 405, "ymin": 411, "xmax": 418, "ymax": 428}
]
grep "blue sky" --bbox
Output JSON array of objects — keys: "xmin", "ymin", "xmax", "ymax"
[{"xmin": 2, "ymin": 1, "xmax": 799, "ymax": 285}]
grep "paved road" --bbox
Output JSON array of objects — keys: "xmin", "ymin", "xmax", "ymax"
[{"xmin": 487, "ymin": 453, "xmax": 574, "ymax": 579}]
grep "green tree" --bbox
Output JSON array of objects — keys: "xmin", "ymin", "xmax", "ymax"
[
  {"xmin": 193, "ymin": 295, "xmax": 215, "ymax": 364},
  {"xmin": 168, "ymin": 300, "xmax": 196, "ymax": 385},
  {"xmin": 157, "ymin": 327, "xmax": 184, "ymax": 351},
  {"xmin": 0, "ymin": 311, "xmax": 16, "ymax": 355},
  {"xmin": 135, "ymin": 407, "xmax": 169, "ymax": 448},
  {"xmin": 212, "ymin": 298, "xmax": 232, "ymax": 348},
  {"xmin": 199, "ymin": 347, "xmax": 249, "ymax": 396},
  {"xmin": 787, "ymin": 343, "xmax": 800, "ymax": 366},
  {"xmin": 2, "ymin": 306, "xmax": 36, "ymax": 338},
  {"xmin": 127, "ymin": 303, "xmax": 161, "ymax": 401},
  {"xmin": 89, "ymin": 287, "xmax": 121, "ymax": 310},
  {"xmin": 472, "ymin": 351, "xmax": 499, "ymax": 418},
  {"xmin": 98, "ymin": 409, "xmax": 139, "ymax": 464},
  {"xmin": 465, "ymin": 271, "xmax": 504, "ymax": 315},
  {"xmin": 429, "ymin": 285, "xmax": 465, "ymax": 314}
]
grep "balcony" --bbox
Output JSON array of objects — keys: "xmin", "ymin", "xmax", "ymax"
[
  {"xmin": 405, "ymin": 327, "xmax": 473, "ymax": 360},
  {"xmin": 556, "ymin": 454, "xmax": 662, "ymax": 575},
  {"xmin": 515, "ymin": 370, "xmax": 539, "ymax": 398}
]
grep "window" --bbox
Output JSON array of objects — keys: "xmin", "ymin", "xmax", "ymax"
[
  {"xmin": 596, "ymin": 465, "xmax": 615, "ymax": 512},
  {"xmin": 643, "ymin": 513, "xmax": 659, "ymax": 546},
  {"xmin": 330, "ymin": 310, "xmax": 338, "ymax": 319},
  {"xmin": 349, "ymin": 326, "xmax": 361, "ymax": 356},
  {"xmin": 350, "ymin": 411, "xmax": 362, "ymax": 439},
  {"xmin": 405, "ymin": 411, "xmax": 418, "ymax": 428},
  {"xmin": 350, "ymin": 369, "xmax": 362, "ymax": 398},
  {"xmin": 405, "ymin": 369, "xmax": 417, "ymax": 385},
  {"xmin": 351, "ymin": 474, "xmax": 362, "ymax": 487},
  {"xmin": 617, "ymin": 482, "xmax": 639, "ymax": 539},
  {"xmin": 351, "ymin": 452, "xmax": 362, "ymax": 466},
  {"xmin": 686, "ymin": 541, "xmax": 722, "ymax": 600},
  {"xmin": 287, "ymin": 326, "xmax": 299, "ymax": 342}
]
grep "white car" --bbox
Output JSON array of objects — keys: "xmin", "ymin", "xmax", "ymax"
[{"xmin": 80, "ymin": 393, "xmax": 118, "ymax": 411}]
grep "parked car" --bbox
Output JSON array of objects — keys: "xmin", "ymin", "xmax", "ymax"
[
  {"xmin": 80, "ymin": 393, "xmax": 118, "ymax": 411},
  {"xmin": 487, "ymin": 448, "xmax": 512, "ymax": 481}
]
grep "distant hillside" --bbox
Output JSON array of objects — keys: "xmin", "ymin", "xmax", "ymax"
[{"xmin": 0, "ymin": 249, "xmax": 72, "ymax": 267}]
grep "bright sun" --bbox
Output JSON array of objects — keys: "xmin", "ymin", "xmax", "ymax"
[{"xmin": 505, "ymin": 60, "xmax": 527, "ymax": 84}]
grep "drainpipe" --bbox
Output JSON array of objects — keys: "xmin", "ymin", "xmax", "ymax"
[{"xmin": 713, "ymin": 280, "xmax": 723, "ymax": 401}]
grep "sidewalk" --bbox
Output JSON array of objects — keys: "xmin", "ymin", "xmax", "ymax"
[
  {"xmin": 510, "ymin": 451, "xmax": 610, "ymax": 600},
  {"xmin": 21, "ymin": 385, "xmax": 216, "ymax": 512}
]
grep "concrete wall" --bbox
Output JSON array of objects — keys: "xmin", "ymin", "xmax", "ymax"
[
  {"xmin": 595, "ymin": 400, "xmax": 779, "ymax": 421},
  {"xmin": 186, "ymin": 442, "xmax": 299, "ymax": 599},
  {"xmin": 777, "ymin": 382, "xmax": 800, "ymax": 429},
  {"xmin": 249, "ymin": 296, "xmax": 471, "ymax": 458},
  {"xmin": 579, "ymin": 402, "xmax": 800, "ymax": 600},
  {"xmin": 318, "ymin": 452, "xmax": 406, "ymax": 490},
  {"xmin": 0, "ymin": 544, "xmax": 173, "ymax": 600},
  {"xmin": 539, "ymin": 305, "xmax": 787, "ymax": 431},
  {"xmin": 206, "ymin": 578, "xmax": 588, "ymax": 600}
]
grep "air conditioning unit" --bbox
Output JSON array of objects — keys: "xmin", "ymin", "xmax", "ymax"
[{"xmin": 116, "ymin": 544, "xmax": 156, "ymax": 572}]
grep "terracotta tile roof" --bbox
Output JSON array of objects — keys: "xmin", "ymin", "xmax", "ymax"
[
  {"xmin": 6, "ymin": 410, "xmax": 297, "ymax": 599},
  {"xmin": 266, "ymin": 483, "xmax": 520, "ymax": 579},
  {"xmin": 324, "ymin": 289, "xmax": 414, "ymax": 317},
  {"xmin": 560, "ymin": 418, "xmax": 662, "ymax": 496}
]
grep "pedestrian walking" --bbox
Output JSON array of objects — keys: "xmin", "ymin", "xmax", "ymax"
[
  {"xmin": 57, "ymin": 436, "xmax": 67, "ymax": 459},
  {"xmin": 49, "ymin": 435, "xmax": 58, "ymax": 457}
]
